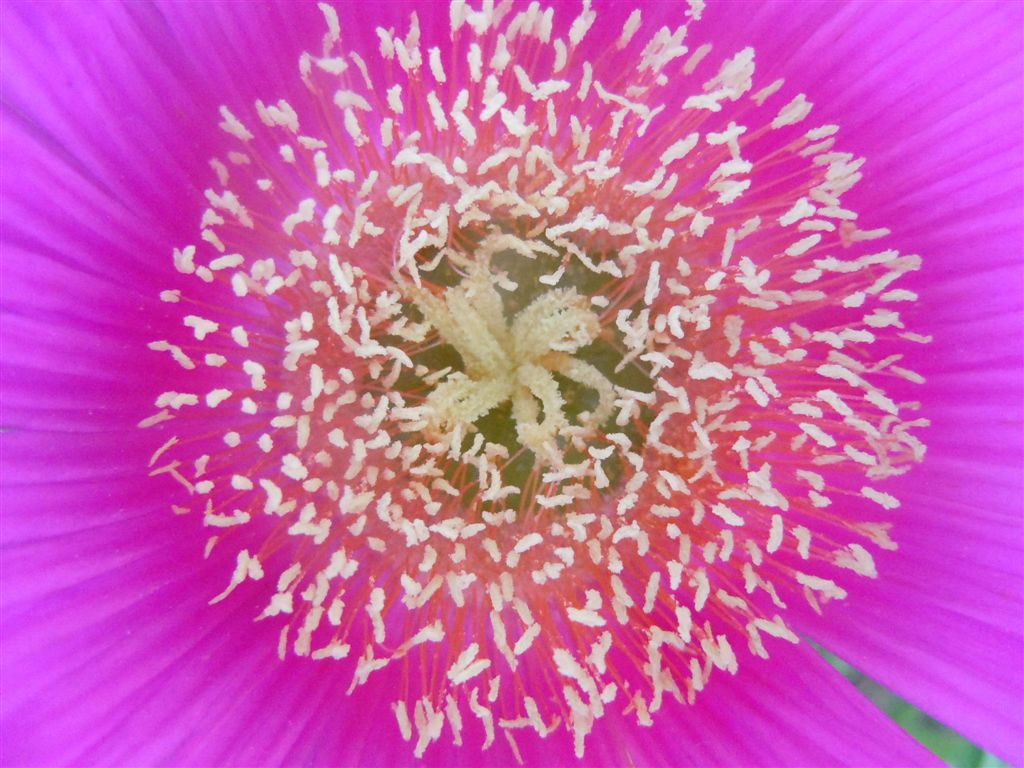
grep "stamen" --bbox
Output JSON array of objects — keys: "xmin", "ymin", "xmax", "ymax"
[{"xmin": 147, "ymin": 0, "xmax": 928, "ymax": 760}]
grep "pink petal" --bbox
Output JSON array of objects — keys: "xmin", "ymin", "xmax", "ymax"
[{"xmin": 3, "ymin": 1, "xmax": 1020, "ymax": 765}]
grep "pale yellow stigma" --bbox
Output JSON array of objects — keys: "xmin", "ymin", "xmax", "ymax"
[{"xmin": 414, "ymin": 266, "xmax": 615, "ymax": 462}]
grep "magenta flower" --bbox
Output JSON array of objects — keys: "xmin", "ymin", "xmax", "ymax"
[{"xmin": 2, "ymin": 2, "xmax": 1021, "ymax": 766}]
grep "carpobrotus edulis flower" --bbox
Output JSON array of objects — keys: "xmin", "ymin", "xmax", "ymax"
[
  {"xmin": 146, "ymin": 0, "xmax": 932, "ymax": 759},
  {"xmin": 2, "ymin": 1, "xmax": 1021, "ymax": 766}
]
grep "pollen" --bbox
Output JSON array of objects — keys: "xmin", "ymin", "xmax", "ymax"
[{"xmin": 145, "ymin": 0, "xmax": 928, "ymax": 761}]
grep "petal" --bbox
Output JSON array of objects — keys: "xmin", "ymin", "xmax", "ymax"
[
  {"xmin": 581, "ymin": 640, "xmax": 937, "ymax": 767},
  {"xmin": 3, "ymin": 1, "xmax": 1020, "ymax": 766}
]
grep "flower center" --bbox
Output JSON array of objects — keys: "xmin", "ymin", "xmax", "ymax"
[
  {"xmin": 143, "ymin": 1, "xmax": 930, "ymax": 761},
  {"xmin": 413, "ymin": 261, "xmax": 625, "ymax": 467}
]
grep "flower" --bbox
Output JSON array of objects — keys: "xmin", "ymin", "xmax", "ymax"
[{"xmin": 1, "ymin": 1, "xmax": 1021, "ymax": 766}]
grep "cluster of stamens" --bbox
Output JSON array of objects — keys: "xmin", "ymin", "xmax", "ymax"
[{"xmin": 143, "ymin": 1, "xmax": 928, "ymax": 760}]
